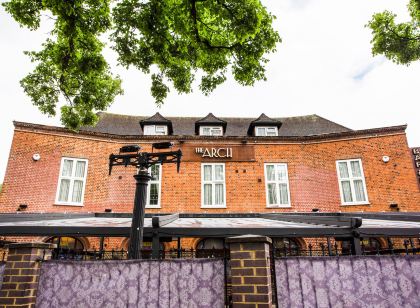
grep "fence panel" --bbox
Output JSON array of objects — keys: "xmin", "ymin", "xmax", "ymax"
[
  {"xmin": 36, "ymin": 259, "xmax": 225, "ymax": 308},
  {"xmin": 0, "ymin": 262, "xmax": 5, "ymax": 289},
  {"xmin": 275, "ymin": 255, "xmax": 420, "ymax": 307}
]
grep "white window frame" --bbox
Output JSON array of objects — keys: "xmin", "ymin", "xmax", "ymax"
[
  {"xmin": 146, "ymin": 164, "xmax": 162, "ymax": 209},
  {"xmin": 199, "ymin": 126, "xmax": 223, "ymax": 136},
  {"xmin": 255, "ymin": 126, "xmax": 278, "ymax": 136},
  {"xmin": 143, "ymin": 125, "xmax": 168, "ymax": 136},
  {"xmin": 264, "ymin": 163, "xmax": 291, "ymax": 208},
  {"xmin": 55, "ymin": 157, "xmax": 89, "ymax": 206},
  {"xmin": 336, "ymin": 158, "xmax": 369, "ymax": 206},
  {"xmin": 201, "ymin": 163, "xmax": 226, "ymax": 208}
]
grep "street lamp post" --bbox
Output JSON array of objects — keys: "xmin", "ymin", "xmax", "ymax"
[{"xmin": 109, "ymin": 143, "xmax": 182, "ymax": 259}]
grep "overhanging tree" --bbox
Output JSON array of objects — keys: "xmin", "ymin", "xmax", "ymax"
[
  {"xmin": 367, "ymin": 0, "xmax": 420, "ymax": 65},
  {"xmin": 3, "ymin": 0, "xmax": 281, "ymax": 130}
]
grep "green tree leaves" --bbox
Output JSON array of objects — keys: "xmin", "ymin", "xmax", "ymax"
[
  {"xmin": 112, "ymin": 0, "xmax": 280, "ymax": 102},
  {"xmin": 4, "ymin": 0, "xmax": 280, "ymax": 129},
  {"xmin": 367, "ymin": 0, "xmax": 420, "ymax": 65},
  {"xmin": 4, "ymin": 0, "xmax": 123, "ymax": 129}
]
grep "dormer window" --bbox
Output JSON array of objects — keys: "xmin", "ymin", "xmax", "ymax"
[
  {"xmin": 248, "ymin": 113, "xmax": 282, "ymax": 136},
  {"xmin": 143, "ymin": 125, "xmax": 168, "ymax": 136},
  {"xmin": 255, "ymin": 127, "xmax": 278, "ymax": 137},
  {"xmin": 195, "ymin": 113, "xmax": 227, "ymax": 136},
  {"xmin": 140, "ymin": 112, "xmax": 173, "ymax": 136},
  {"xmin": 200, "ymin": 126, "xmax": 223, "ymax": 136}
]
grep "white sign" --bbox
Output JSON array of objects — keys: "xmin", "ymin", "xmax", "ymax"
[{"xmin": 195, "ymin": 147, "xmax": 233, "ymax": 158}]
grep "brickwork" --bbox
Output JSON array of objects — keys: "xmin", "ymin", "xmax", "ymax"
[
  {"xmin": 0, "ymin": 243, "xmax": 55, "ymax": 307},
  {"xmin": 0, "ymin": 127, "xmax": 418, "ymax": 214},
  {"xmin": 227, "ymin": 235, "xmax": 273, "ymax": 308}
]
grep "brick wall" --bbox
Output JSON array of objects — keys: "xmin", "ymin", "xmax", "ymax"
[
  {"xmin": 227, "ymin": 235, "xmax": 273, "ymax": 307},
  {"xmin": 0, "ymin": 127, "xmax": 419, "ymax": 214},
  {"xmin": 0, "ymin": 243, "xmax": 55, "ymax": 307}
]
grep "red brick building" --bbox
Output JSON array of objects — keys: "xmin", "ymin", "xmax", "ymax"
[{"xmin": 0, "ymin": 112, "xmax": 419, "ymax": 251}]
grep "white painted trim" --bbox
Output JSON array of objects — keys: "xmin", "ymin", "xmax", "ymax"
[
  {"xmin": 145, "ymin": 164, "xmax": 162, "ymax": 208},
  {"xmin": 55, "ymin": 157, "xmax": 88, "ymax": 206},
  {"xmin": 336, "ymin": 158, "xmax": 369, "ymax": 206},
  {"xmin": 255, "ymin": 126, "xmax": 279, "ymax": 136},
  {"xmin": 143, "ymin": 125, "xmax": 168, "ymax": 136},
  {"xmin": 201, "ymin": 163, "xmax": 226, "ymax": 208},
  {"xmin": 201, "ymin": 205, "xmax": 227, "ymax": 209},
  {"xmin": 264, "ymin": 163, "xmax": 292, "ymax": 207},
  {"xmin": 199, "ymin": 126, "xmax": 223, "ymax": 136}
]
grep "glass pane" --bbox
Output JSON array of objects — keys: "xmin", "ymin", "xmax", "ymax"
[
  {"xmin": 215, "ymin": 184, "xmax": 224, "ymax": 205},
  {"xmin": 256, "ymin": 128, "xmax": 265, "ymax": 136},
  {"xmin": 279, "ymin": 183, "xmax": 289, "ymax": 204},
  {"xmin": 150, "ymin": 164, "xmax": 160, "ymax": 180},
  {"xmin": 58, "ymin": 179, "xmax": 70, "ymax": 202},
  {"xmin": 202, "ymin": 128, "xmax": 210, "ymax": 135},
  {"xmin": 143, "ymin": 126, "xmax": 154, "ymax": 135},
  {"xmin": 74, "ymin": 161, "xmax": 86, "ymax": 178},
  {"xmin": 203, "ymin": 165, "xmax": 212, "ymax": 181},
  {"xmin": 266, "ymin": 128, "xmax": 277, "ymax": 136},
  {"xmin": 353, "ymin": 180, "xmax": 366, "ymax": 202},
  {"xmin": 268, "ymin": 183, "xmax": 278, "ymax": 205},
  {"xmin": 211, "ymin": 128, "xmax": 222, "ymax": 136},
  {"xmin": 155, "ymin": 126, "xmax": 166, "ymax": 134},
  {"xmin": 62, "ymin": 159, "xmax": 73, "ymax": 176},
  {"xmin": 215, "ymin": 165, "xmax": 224, "ymax": 180},
  {"xmin": 149, "ymin": 183, "xmax": 159, "ymax": 205},
  {"xmin": 197, "ymin": 238, "xmax": 224, "ymax": 249},
  {"xmin": 266, "ymin": 165, "xmax": 275, "ymax": 181},
  {"xmin": 60, "ymin": 237, "xmax": 76, "ymax": 249},
  {"xmin": 350, "ymin": 161, "xmax": 362, "ymax": 177},
  {"xmin": 276, "ymin": 165, "xmax": 287, "ymax": 182},
  {"xmin": 338, "ymin": 162, "xmax": 349, "ymax": 179},
  {"xmin": 341, "ymin": 181, "xmax": 353, "ymax": 202},
  {"xmin": 71, "ymin": 180, "xmax": 83, "ymax": 203},
  {"xmin": 204, "ymin": 184, "xmax": 212, "ymax": 205}
]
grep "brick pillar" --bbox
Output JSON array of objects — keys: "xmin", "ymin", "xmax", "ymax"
[
  {"xmin": 227, "ymin": 235, "xmax": 273, "ymax": 308},
  {"xmin": 0, "ymin": 243, "xmax": 56, "ymax": 308}
]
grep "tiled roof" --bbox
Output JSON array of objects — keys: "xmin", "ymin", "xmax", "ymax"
[{"xmin": 82, "ymin": 112, "xmax": 352, "ymax": 137}]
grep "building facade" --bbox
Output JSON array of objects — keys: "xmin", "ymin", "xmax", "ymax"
[{"xmin": 0, "ymin": 112, "xmax": 419, "ymax": 251}]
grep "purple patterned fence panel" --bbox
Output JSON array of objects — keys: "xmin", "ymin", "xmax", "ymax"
[
  {"xmin": 275, "ymin": 255, "xmax": 420, "ymax": 308},
  {"xmin": 36, "ymin": 259, "xmax": 224, "ymax": 308},
  {"xmin": 0, "ymin": 262, "xmax": 5, "ymax": 289}
]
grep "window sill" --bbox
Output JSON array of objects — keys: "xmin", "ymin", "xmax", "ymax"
[
  {"xmin": 340, "ymin": 202, "xmax": 370, "ymax": 206},
  {"xmin": 266, "ymin": 205, "xmax": 291, "ymax": 208},
  {"xmin": 201, "ymin": 205, "xmax": 227, "ymax": 209},
  {"xmin": 54, "ymin": 203, "xmax": 84, "ymax": 207},
  {"xmin": 146, "ymin": 206, "xmax": 161, "ymax": 209}
]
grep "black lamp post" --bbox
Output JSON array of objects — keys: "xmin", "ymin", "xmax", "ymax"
[{"xmin": 109, "ymin": 142, "xmax": 182, "ymax": 259}]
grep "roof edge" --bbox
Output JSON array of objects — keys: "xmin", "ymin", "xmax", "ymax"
[{"xmin": 13, "ymin": 121, "xmax": 408, "ymax": 142}]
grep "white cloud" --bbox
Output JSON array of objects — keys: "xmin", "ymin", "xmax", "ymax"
[{"xmin": 0, "ymin": 0, "xmax": 419, "ymax": 181}]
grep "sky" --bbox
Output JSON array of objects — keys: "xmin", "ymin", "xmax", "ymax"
[{"xmin": 0, "ymin": 0, "xmax": 419, "ymax": 182}]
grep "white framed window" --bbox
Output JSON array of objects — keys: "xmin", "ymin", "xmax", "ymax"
[
  {"xmin": 264, "ymin": 163, "xmax": 291, "ymax": 207},
  {"xmin": 199, "ymin": 126, "xmax": 223, "ymax": 136},
  {"xmin": 143, "ymin": 125, "xmax": 168, "ymax": 135},
  {"xmin": 55, "ymin": 157, "xmax": 88, "ymax": 206},
  {"xmin": 146, "ymin": 164, "xmax": 162, "ymax": 208},
  {"xmin": 336, "ymin": 159, "xmax": 369, "ymax": 205},
  {"xmin": 255, "ymin": 127, "xmax": 278, "ymax": 136},
  {"xmin": 201, "ymin": 163, "xmax": 226, "ymax": 208}
]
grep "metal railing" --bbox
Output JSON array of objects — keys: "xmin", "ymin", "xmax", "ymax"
[
  {"xmin": 50, "ymin": 248, "xmax": 230, "ymax": 260},
  {"xmin": 273, "ymin": 238, "xmax": 420, "ymax": 258}
]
